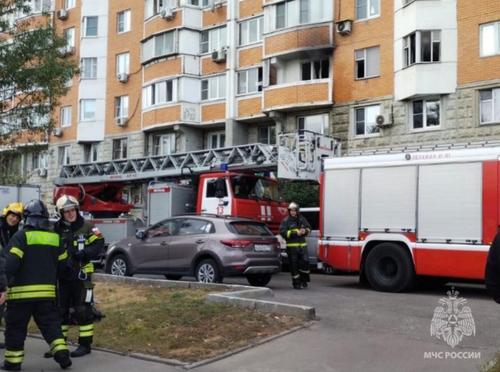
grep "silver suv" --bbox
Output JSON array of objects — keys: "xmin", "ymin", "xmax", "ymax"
[{"xmin": 105, "ymin": 215, "xmax": 281, "ymax": 286}]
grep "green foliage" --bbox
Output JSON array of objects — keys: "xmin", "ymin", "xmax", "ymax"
[
  {"xmin": 0, "ymin": 0, "xmax": 77, "ymax": 140},
  {"xmin": 279, "ymin": 181, "xmax": 319, "ymax": 208}
]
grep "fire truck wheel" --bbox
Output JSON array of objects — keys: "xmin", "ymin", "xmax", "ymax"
[
  {"xmin": 365, "ymin": 243, "xmax": 415, "ymax": 293},
  {"xmin": 106, "ymin": 254, "xmax": 132, "ymax": 277},
  {"xmin": 195, "ymin": 259, "xmax": 222, "ymax": 283},
  {"xmin": 246, "ymin": 274, "xmax": 272, "ymax": 287},
  {"xmin": 164, "ymin": 275, "xmax": 183, "ymax": 280}
]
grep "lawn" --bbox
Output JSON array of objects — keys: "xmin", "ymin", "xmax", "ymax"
[{"xmin": 53, "ymin": 282, "xmax": 303, "ymax": 362}]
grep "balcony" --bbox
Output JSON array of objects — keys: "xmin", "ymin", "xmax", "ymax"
[
  {"xmin": 263, "ymin": 80, "xmax": 331, "ymax": 112},
  {"xmin": 142, "ymin": 102, "xmax": 200, "ymax": 130},
  {"xmin": 264, "ymin": 23, "xmax": 333, "ymax": 58}
]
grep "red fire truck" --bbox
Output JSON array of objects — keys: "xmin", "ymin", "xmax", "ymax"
[{"xmin": 318, "ymin": 146, "xmax": 498, "ymax": 292}]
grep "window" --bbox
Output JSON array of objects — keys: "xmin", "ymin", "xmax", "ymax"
[
  {"xmin": 239, "ymin": 17, "xmax": 263, "ymax": 46},
  {"xmin": 58, "ymin": 146, "xmax": 71, "ymax": 166},
  {"xmin": 403, "ymin": 30, "xmax": 440, "ymax": 67},
  {"xmin": 80, "ymin": 99, "xmax": 96, "ymax": 121},
  {"xmin": 60, "ymin": 106, "xmax": 72, "ymax": 127},
  {"xmin": 355, "ymin": 46, "xmax": 380, "ymax": 79},
  {"xmin": 141, "ymin": 31, "xmax": 175, "ymax": 62},
  {"xmin": 301, "ymin": 59, "xmax": 329, "ymax": 80},
  {"xmin": 63, "ymin": 28, "xmax": 75, "ymax": 48},
  {"xmin": 30, "ymin": 0, "xmax": 52, "ymax": 13},
  {"xmin": 117, "ymin": 10, "xmax": 131, "ymax": 33},
  {"xmin": 116, "ymin": 52, "xmax": 130, "ymax": 75},
  {"xmin": 177, "ymin": 219, "xmax": 213, "ymax": 236},
  {"xmin": 480, "ymin": 88, "xmax": 500, "ymax": 124},
  {"xmin": 206, "ymin": 178, "xmax": 228, "ymax": 198},
  {"xmin": 148, "ymin": 219, "xmax": 179, "ymax": 238},
  {"xmin": 80, "ymin": 57, "xmax": 97, "ymax": 79},
  {"xmin": 237, "ymin": 67, "xmax": 263, "ymax": 94},
  {"xmin": 229, "ymin": 221, "xmax": 272, "ymax": 236},
  {"xmin": 298, "ymin": 114, "xmax": 328, "ymax": 134},
  {"xmin": 208, "ymin": 132, "xmax": 225, "ymax": 149},
  {"xmin": 410, "ymin": 98, "xmax": 440, "ymax": 129},
  {"xmin": 230, "ymin": 176, "xmax": 280, "ymax": 202},
  {"xmin": 115, "ymin": 96, "xmax": 129, "ymax": 119},
  {"xmin": 64, "ymin": 0, "xmax": 75, "ymax": 10},
  {"xmin": 275, "ymin": 3, "xmax": 286, "ymax": 29},
  {"xmin": 355, "ymin": 105, "xmax": 380, "ymax": 136},
  {"xmin": 144, "ymin": 0, "xmax": 177, "ymax": 19},
  {"xmin": 258, "ymin": 125, "xmax": 276, "ymax": 145},
  {"xmin": 83, "ymin": 16, "xmax": 98, "ymax": 37},
  {"xmin": 112, "ymin": 138, "xmax": 128, "ymax": 160},
  {"xmin": 356, "ymin": 0, "xmax": 380, "ymax": 20},
  {"xmin": 480, "ymin": 21, "xmax": 500, "ymax": 57},
  {"xmin": 201, "ymin": 75, "xmax": 226, "ymax": 100},
  {"xmin": 83, "ymin": 143, "xmax": 99, "ymax": 163},
  {"xmin": 152, "ymin": 133, "xmax": 175, "ymax": 155},
  {"xmin": 200, "ymin": 27, "xmax": 227, "ymax": 53},
  {"xmin": 142, "ymin": 80, "xmax": 175, "ymax": 108},
  {"xmin": 32, "ymin": 151, "xmax": 48, "ymax": 170}
]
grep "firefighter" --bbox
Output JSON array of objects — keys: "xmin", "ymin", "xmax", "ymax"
[
  {"xmin": 486, "ymin": 232, "xmax": 500, "ymax": 304},
  {"xmin": 279, "ymin": 202, "xmax": 311, "ymax": 289},
  {"xmin": 0, "ymin": 203, "xmax": 23, "ymax": 349},
  {"xmin": 50, "ymin": 195, "xmax": 104, "ymax": 358},
  {"xmin": 3, "ymin": 200, "xmax": 72, "ymax": 371}
]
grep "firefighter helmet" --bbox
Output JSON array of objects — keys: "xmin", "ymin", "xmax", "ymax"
[
  {"xmin": 2, "ymin": 202, "xmax": 24, "ymax": 218},
  {"xmin": 288, "ymin": 202, "xmax": 299, "ymax": 211},
  {"xmin": 23, "ymin": 200, "xmax": 49, "ymax": 230},
  {"xmin": 56, "ymin": 195, "xmax": 79, "ymax": 213}
]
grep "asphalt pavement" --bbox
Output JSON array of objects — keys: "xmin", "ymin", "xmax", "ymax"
[{"xmin": 15, "ymin": 272, "xmax": 500, "ymax": 372}]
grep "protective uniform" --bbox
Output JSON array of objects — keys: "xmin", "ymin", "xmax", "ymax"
[
  {"xmin": 53, "ymin": 195, "xmax": 104, "ymax": 358},
  {"xmin": 279, "ymin": 202, "xmax": 311, "ymax": 289},
  {"xmin": 486, "ymin": 233, "xmax": 500, "ymax": 304},
  {"xmin": 3, "ymin": 200, "xmax": 71, "ymax": 371}
]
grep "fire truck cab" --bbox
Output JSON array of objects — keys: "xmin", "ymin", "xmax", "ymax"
[{"xmin": 318, "ymin": 146, "xmax": 500, "ymax": 292}]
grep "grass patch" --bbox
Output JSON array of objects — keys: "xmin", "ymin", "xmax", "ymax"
[
  {"xmin": 31, "ymin": 282, "xmax": 303, "ymax": 362},
  {"xmin": 482, "ymin": 353, "xmax": 500, "ymax": 372}
]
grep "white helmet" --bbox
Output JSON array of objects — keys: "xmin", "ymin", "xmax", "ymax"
[
  {"xmin": 288, "ymin": 202, "xmax": 299, "ymax": 211},
  {"xmin": 56, "ymin": 195, "xmax": 79, "ymax": 215}
]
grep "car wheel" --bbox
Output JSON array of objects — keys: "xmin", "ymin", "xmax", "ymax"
[
  {"xmin": 195, "ymin": 259, "xmax": 222, "ymax": 283},
  {"xmin": 365, "ymin": 242, "xmax": 415, "ymax": 293},
  {"xmin": 164, "ymin": 275, "xmax": 182, "ymax": 280},
  {"xmin": 106, "ymin": 254, "xmax": 131, "ymax": 277},
  {"xmin": 246, "ymin": 274, "xmax": 272, "ymax": 287}
]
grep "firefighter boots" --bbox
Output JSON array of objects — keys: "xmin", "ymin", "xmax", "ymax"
[{"xmin": 70, "ymin": 344, "xmax": 91, "ymax": 357}]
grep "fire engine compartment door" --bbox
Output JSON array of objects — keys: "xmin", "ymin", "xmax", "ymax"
[
  {"xmin": 323, "ymin": 169, "xmax": 360, "ymax": 239},
  {"xmin": 418, "ymin": 162, "xmax": 482, "ymax": 243},
  {"xmin": 361, "ymin": 166, "xmax": 417, "ymax": 232}
]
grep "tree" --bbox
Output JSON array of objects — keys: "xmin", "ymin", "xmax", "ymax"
[
  {"xmin": 279, "ymin": 180, "xmax": 319, "ymax": 208},
  {"xmin": 0, "ymin": 0, "xmax": 77, "ymax": 142}
]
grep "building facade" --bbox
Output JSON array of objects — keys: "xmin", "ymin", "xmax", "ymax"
[{"xmin": 1, "ymin": 0, "xmax": 500, "ymax": 204}]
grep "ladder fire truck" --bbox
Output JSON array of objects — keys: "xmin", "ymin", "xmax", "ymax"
[
  {"xmin": 318, "ymin": 142, "xmax": 500, "ymax": 292},
  {"xmin": 54, "ymin": 132, "xmax": 339, "ymax": 242}
]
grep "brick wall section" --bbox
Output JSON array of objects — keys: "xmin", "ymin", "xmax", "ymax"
[
  {"xmin": 263, "ymin": 83, "xmax": 329, "ymax": 110},
  {"xmin": 237, "ymin": 97, "xmax": 262, "ymax": 118},
  {"xmin": 265, "ymin": 26, "xmax": 331, "ymax": 56},
  {"xmin": 143, "ymin": 58, "xmax": 182, "ymax": 82},
  {"xmin": 202, "ymin": 103, "xmax": 226, "ymax": 122},
  {"xmin": 143, "ymin": 105, "xmax": 181, "ymax": 128},
  {"xmin": 203, "ymin": 6, "xmax": 227, "ymax": 27},
  {"xmin": 239, "ymin": 0, "xmax": 263, "ymax": 19},
  {"xmin": 457, "ymin": 0, "xmax": 500, "ymax": 85},
  {"xmin": 17, "ymin": 14, "xmax": 50, "ymax": 30},
  {"xmin": 106, "ymin": 0, "xmax": 144, "ymax": 136},
  {"xmin": 333, "ymin": 0, "xmax": 394, "ymax": 103},
  {"xmin": 238, "ymin": 46, "xmax": 262, "ymax": 68},
  {"xmin": 144, "ymin": 11, "xmax": 183, "ymax": 36},
  {"xmin": 51, "ymin": 2, "xmax": 81, "ymax": 144},
  {"xmin": 202, "ymin": 56, "xmax": 227, "ymax": 75}
]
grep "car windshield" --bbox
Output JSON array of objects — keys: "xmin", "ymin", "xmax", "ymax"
[
  {"xmin": 229, "ymin": 222, "xmax": 273, "ymax": 236},
  {"xmin": 230, "ymin": 176, "xmax": 280, "ymax": 202}
]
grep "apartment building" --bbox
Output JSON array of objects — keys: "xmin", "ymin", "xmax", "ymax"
[{"xmin": 1, "ymin": 0, "xmax": 500, "ymax": 204}]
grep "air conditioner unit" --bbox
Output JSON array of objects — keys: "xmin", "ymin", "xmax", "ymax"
[
  {"xmin": 52, "ymin": 128, "xmax": 63, "ymax": 137},
  {"xmin": 160, "ymin": 7, "xmax": 175, "ymax": 20},
  {"xmin": 116, "ymin": 117, "xmax": 128, "ymax": 127},
  {"xmin": 58, "ymin": 46, "xmax": 75, "ymax": 57},
  {"xmin": 376, "ymin": 114, "xmax": 393, "ymax": 128},
  {"xmin": 210, "ymin": 0, "xmax": 224, "ymax": 12},
  {"xmin": 336, "ymin": 20, "xmax": 352, "ymax": 35},
  {"xmin": 57, "ymin": 9, "xmax": 68, "ymax": 20},
  {"xmin": 38, "ymin": 168, "xmax": 48, "ymax": 177},
  {"xmin": 211, "ymin": 48, "xmax": 226, "ymax": 63},
  {"xmin": 117, "ymin": 73, "xmax": 129, "ymax": 83}
]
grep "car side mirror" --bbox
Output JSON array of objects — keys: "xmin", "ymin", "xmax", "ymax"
[{"xmin": 136, "ymin": 230, "xmax": 147, "ymax": 240}]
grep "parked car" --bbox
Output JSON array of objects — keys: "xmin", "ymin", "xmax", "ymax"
[
  {"xmin": 104, "ymin": 214, "xmax": 281, "ymax": 286},
  {"xmin": 279, "ymin": 207, "xmax": 320, "ymax": 269}
]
